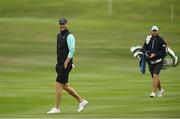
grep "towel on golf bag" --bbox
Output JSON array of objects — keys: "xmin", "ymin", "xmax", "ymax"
[{"xmin": 139, "ymin": 53, "xmax": 146, "ymax": 74}]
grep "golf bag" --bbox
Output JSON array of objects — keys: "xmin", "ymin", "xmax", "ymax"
[{"xmin": 130, "ymin": 46, "xmax": 179, "ymax": 73}]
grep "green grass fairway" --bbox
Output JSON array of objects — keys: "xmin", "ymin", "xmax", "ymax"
[{"xmin": 0, "ymin": 0, "xmax": 180, "ymax": 118}]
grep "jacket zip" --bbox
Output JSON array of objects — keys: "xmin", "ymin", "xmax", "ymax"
[{"xmin": 152, "ymin": 39, "xmax": 154, "ymax": 49}]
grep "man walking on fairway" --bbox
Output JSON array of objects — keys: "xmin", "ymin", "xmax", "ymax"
[
  {"xmin": 143, "ymin": 26, "xmax": 167, "ymax": 98},
  {"xmin": 47, "ymin": 18, "xmax": 88, "ymax": 113}
]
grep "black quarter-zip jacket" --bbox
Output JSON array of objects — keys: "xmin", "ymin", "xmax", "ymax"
[{"xmin": 143, "ymin": 35, "xmax": 167, "ymax": 61}]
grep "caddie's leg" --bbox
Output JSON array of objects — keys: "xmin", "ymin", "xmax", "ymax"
[
  {"xmin": 152, "ymin": 74, "xmax": 159, "ymax": 93},
  {"xmin": 158, "ymin": 79, "xmax": 162, "ymax": 91}
]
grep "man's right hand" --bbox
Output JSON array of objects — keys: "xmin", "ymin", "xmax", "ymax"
[{"xmin": 149, "ymin": 53, "xmax": 156, "ymax": 58}]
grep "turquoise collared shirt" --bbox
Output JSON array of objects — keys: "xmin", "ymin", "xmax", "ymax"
[{"xmin": 67, "ymin": 34, "xmax": 75, "ymax": 59}]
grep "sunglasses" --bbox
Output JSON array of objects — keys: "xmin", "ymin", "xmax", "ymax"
[
  {"xmin": 152, "ymin": 30, "xmax": 157, "ymax": 32},
  {"xmin": 60, "ymin": 23, "xmax": 65, "ymax": 25}
]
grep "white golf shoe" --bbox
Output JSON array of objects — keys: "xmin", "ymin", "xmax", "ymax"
[
  {"xmin": 157, "ymin": 88, "xmax": 164, "ymax": 97},
  {"xmin": 77, "ymin": 100, "xmax": 88, "ymax": 112},
  {"xmin": 47, "ymin": 107, "xmax": 60, "ymax": 114},
  {"xmin": 149, "ymin": 92, "xmax": 156, "ymax": 98}
]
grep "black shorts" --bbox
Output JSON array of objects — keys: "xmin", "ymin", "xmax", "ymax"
[
  {"xmin": 56, "ymin": 64, "xmax": 73, "ymax": 84},
  {"xmin": 148, "ymin": 61, "xmax": 163, "ymax": 77}
]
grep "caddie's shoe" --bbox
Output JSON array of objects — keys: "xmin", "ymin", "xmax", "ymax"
[
  {"xmin": 149, "ymin": 92, "xmax": 156, "ymax": 98},
  {"xmin": 77, "ymin": 100, "xmax": 88, "ymax": 112},
  {"xmin": 157, "ymin": 88, "xmax": 164, "ymax": 97},
  {"xmin": 47, "ymin": 107, "xmax": 60, "ymax": 114}
]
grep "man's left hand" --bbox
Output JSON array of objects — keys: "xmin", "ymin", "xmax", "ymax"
[
  {"xmin": 64, "ymin": 61, "xmax": 68, "ymax": 69},
  {"xmin": 64, "ymin": 57, "xmax": 71, "ymax": 69}
]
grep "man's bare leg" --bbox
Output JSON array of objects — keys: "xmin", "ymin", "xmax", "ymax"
[
  {"xmin": 157, "ymin": 79, "xmax": 162, "ymax": 91},
  {"xmin": 152, "ymin": 74, "xmax": 159, "ymax": 93},
  {"xmin": 55, "ymin": 82, "xmax": 63, "ymax": 109},
  {"xmin": 63, "ymin": 83, "xmax": 83, "ymax": 103}
]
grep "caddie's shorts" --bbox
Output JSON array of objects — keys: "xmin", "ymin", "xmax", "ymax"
[
  {"xmin": 55, "ymin": 64, "xmax": 73, "ymax": 84},
  {"xmin": 148, "ymin": 61, "xmax": 163, "ymax": 78}
]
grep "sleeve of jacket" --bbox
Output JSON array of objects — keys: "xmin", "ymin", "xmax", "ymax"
[
  {"xmin": 142, "ymin": 42, "xmax": 147, "ymax": 52},
  {"xmin": 155, "ymin": 37, "xmax": 167, "ymax": 58},
  {"xmin": 67, "ymin": 34, "xmax": 75, "ymax": 59},
  {"xmin": 142, "ymin": 35, "xmax": 151, "ymax": 52}
]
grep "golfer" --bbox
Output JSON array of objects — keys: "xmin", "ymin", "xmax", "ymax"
[
  {"xmin": 47, "ymin": 18, "xmax": 88, "ymax": 113},
  {"xmin": 143, "ymin": 26, "xmax": 167, "ymax": 97}
]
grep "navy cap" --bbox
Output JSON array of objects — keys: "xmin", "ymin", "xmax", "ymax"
[{"xmin": 59, "ymin": 18, "xmax": 67, "ymax": 25}]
